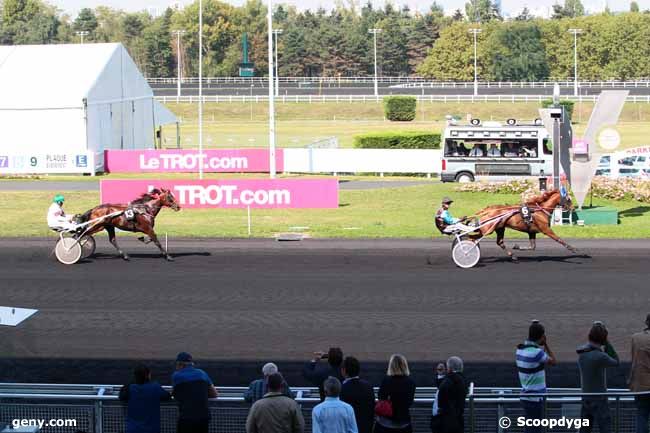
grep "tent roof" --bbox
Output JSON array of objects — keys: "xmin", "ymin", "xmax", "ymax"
[
  {"xmin": 0, "ymin": 43, "xmax": 148, "ymax": 109},
  {"xmin": 154, "ymin": 100, "xmax": 178, "ymax": 126}
]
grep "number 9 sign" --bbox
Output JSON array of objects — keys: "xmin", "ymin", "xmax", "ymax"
[{"xmin": 30, "ymin": 157, "xmax": 37, "ymax": 167}]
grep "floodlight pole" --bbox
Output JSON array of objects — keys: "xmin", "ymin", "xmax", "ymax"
[
  {"xmin": 273, "ymin": 29, "xmax": 283, "ymax": 97},
  {"xmin": 568, "ymin": 29, "xmax": 583, "ymax": 97},
  {"xmin": 76, "ymin": 31, "xmax": 89, "ymax": 44},
  {"xmin": 172, "ymin": 30, "xmax": 186, "ymax": 99},
  {"xmin": 268, "ymin": 0, "xmax": 276, "ymax": 178},
  {"xmin": 368, "ymin": 28, "xmax": 382, "ymax": 98},
  {"xmin": 198, "ymin": 0, "xmax": 204, "ymax": 180},
  {"xmin": 468, "ymin": 28, "xmax": 482, "ymax": 97}
]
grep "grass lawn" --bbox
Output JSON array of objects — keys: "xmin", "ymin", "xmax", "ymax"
[
  {"xmin": 4, "ymin": 182, "xmax": 650, "ymax": 238},
  {"xmin": 159, "ymin": 101, "xmax": 650, "ymax": 149}
]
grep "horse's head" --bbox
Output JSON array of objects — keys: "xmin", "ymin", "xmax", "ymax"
[
  {"xmin": 559, "ymin": 185, "xmax": 573, "ymax": 212},
  {"xmin": 158, "ymin": 188, "xmax": 181, "ymax": 211},
  {"xmin": 541, "ymin": 187, "xmax": 573, "ymax": 212}
]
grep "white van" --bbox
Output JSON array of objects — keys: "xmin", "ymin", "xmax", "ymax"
[{"xmin": 440, "ymin": 119, "xmax": 552, "ymax": 182}]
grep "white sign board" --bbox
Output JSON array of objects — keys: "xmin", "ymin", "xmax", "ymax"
[
  {"xmin": 284, "ymin": 149, "xmax": 442, "ymax": 174},
  {"xmin": 0, "ymin": 306, "xmax": 38, "ymax": 327},
  {"xmin": 0, "ymin": 152, "xmax": 94, "ymax": 174}
]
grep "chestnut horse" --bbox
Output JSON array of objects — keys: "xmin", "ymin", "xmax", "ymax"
[
  {"xmin": 468, "ymin": 189, "xmax": 576, "ymax": 261},
  {"xmin": 75, "ymin": 188, "xmax": 180, "ymax": 261}
]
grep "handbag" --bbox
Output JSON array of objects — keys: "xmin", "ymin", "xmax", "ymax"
[{"xmin": 375, "ymin": 399, "xmax": 393, "ymax": 418}]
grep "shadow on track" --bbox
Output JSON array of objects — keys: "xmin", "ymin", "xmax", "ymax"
[
  {"xmin": 85, "ymin": 252, "xmax": 212, "ymax": 262},
  {"xmin": 480, "ymin": 253, "xmax": 592, "ymax": 265},
  {"xmin": 426, "ymin": 253, "xmax": 592, "ymax": 267}
]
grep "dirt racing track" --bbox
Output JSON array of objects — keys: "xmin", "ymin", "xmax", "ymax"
[{"xmin": 0, "ymin": 238, "xmax": 648, "ymax": 388}]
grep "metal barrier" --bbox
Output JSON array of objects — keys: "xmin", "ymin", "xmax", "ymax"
[
  {"xmin": 1, "ymin": 384, "xmax": 649, "ymax": 433},
  {"xmin": 155, "ymin": 94, "xmax": 650, "ymax": 104}
]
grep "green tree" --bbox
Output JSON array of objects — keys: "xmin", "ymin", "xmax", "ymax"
[
  {"xmin": 552, "ymin": 0, "xmax": 585, "ymax": 19},
  {"xmin": 172, "ymin": 0, "xmax": 239, "ymax": 76},
  {"xmin": 143, "ymin": 8, "xmax": 174, "ymax": 77},
  {"xmin": 0, "ymin": 0, "xmax": 62, "ymax": 44},
  {"xmin": 538, "ymin": 18, "xmax": 572, "ymax": 80},
  {"xmin": 73, "ymin": 7, "xmax": 98, "ymax": 36},
  {"xmin": 465, "ymin": 0, "xmax": 501, "ymax": 23},
  {"xmin": 485, "ymin": 21, "xmax": 549, "ymax": 81},
  {"xmin": 515, "ymin": 7, "xmax": 533, "ymax": 21},
  {"xmin": 630, "ymin": 1, "xmax": 640, "ymax": 12},
  {"xmin": 417, "ymin": 22, "xmax": 488, "ymax": 80},
  {"xmin": 94, "ymin": 6, "xmax": 125, "ymax": 42}
]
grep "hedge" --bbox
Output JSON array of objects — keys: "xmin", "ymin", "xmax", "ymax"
[
  {"xmin": 541, "ymin": 99, "xmax": 575, "ymax": 121},
  {"xmin": 383, "ymin": 96, "xmax": 417, "ymax": 121},
  {"xmin": 353, "ymin": 131, "xmax": 441, "ymax": 149}
]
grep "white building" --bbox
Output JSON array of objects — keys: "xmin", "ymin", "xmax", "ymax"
[{"xmin": 0, "ymin": 43, "xmax": 177, "ymax": 174}]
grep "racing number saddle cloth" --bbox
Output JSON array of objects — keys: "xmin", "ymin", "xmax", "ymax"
[
  {"xmin": 520, "ymin": 205, "xmax": 532, "ymax": 225},
  {"xmin": 124, "ymin": 205, "xmax": 149, "ymax": 222}
]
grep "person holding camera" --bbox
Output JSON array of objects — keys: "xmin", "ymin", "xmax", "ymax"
[
  {"xmin": 303, "ymin": 348, "xmax": 344, "ymax": 401},
  {"xmin": 515, "ymin": 320, "xmax": 557, "ymax": 433},
  {"xmin": 577, "ymin": 321, "xmax": 619, "ymax": 433}
]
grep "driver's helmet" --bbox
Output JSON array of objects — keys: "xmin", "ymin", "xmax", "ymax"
[{"xmin": 53, "ymin": 194, "xmax": 65, "ymax": 204}]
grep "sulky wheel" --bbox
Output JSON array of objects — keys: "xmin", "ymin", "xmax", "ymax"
[
  {"xmin": 79, "ymin": 235, "xmax": 97, "ymax": 259},
  {"xmin": 79, "ymin": 235, "xmax": 96, "ymax": 259},
  {"xmin": 55, "ymin": 237, "xmax": 82, "ymax": 265},
  {"xmin": 452, "ymin": 240, "xmax": 481, "ymax": 269}
]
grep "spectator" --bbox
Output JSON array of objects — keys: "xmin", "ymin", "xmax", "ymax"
[
  {"xmin": 434, "ymin": 363, "xmax": 446, "ymax": 388},
  {"xmin": 246, "ymin": 373, "xmax": 304, "ymax": 433},
  {"xmin": 340, "ymin": 356, "xmax": 375, "ymax": 433},
  {"xmin": 487, "ymin": 143, "xmax": 501, "ymax": 157},
  {"xmin": 375, "ymin": 354, "xmax": 416, "ymax": 433},
  {"xmin": 430, "ymin": 357, "xmax": 468, "ymax": 433},
  {"xmin": 171, "ymin": 352, "xmax": 218, "ymax": 433},
  {"xmin": 312, "ymin": 376, "xmax": 358, "ymax": 433},
  {"xmin": 119, "ymin": 364, "xmax": 171, "ymax": 433},
  {"xmin": 469, "ymin": 143, "xmax": 484, "ymax": 157},
  {"xmin": 516, "ymin": 321, "xmax": 557, "ymax": 433},
  {"xmin": 629, "ymin": 314, "xmax": 650, "ymax": 433},
  {"xmin": 503, "ymin": 142, "xmax": 519, "ymax": 157},
  {"xmin": 304, "ymin": 347, "xmax": 344, "ymax": 401},
  {"xmin": 244, "ymin": 362, "xmax": 293, "ymax": 403},
  {"xmin": 577, "ymin": 321, "xmax": 619, "ymax": 433}
]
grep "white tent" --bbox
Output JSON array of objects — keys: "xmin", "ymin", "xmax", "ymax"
[{"xmin": 0, "ymin": 43, "xmax": 177, "ymax": 174}]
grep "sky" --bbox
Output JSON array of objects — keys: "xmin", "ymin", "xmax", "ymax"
[{"xmin": 51, "ymin": 0, "xmax": 649, "ymax": 18}]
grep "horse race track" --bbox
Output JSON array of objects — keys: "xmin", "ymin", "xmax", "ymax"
[{"xmin": 1, "ymin": 238, "xmax": 647, "ymax": 388}]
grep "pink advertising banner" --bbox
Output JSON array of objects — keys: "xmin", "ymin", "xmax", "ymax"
[
  {"xmin": 104, "ymin": 149, "xmax": 284, "ymax": 173},
  {"xmin": 100, "ymin": 179, "xmax": 339, "ymax": 209}
]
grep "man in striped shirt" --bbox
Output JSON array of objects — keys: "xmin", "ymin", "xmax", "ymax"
[{"xmin": 516, "ymin": 321, "xmax": 557, "ymax": 433}]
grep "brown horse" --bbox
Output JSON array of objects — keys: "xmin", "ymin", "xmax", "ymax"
[
  {"xmin": 469, "ymin": 189, "xmax": 576, "ymax": 261},
  {"xmin": 75, "ymin": 188, "xmax": 180, "ymax": 261}
]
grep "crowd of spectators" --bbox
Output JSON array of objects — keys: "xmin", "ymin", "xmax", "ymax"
[{"xmin": 115, "ymin": 314, "xmax": 650, "ymax": 433}]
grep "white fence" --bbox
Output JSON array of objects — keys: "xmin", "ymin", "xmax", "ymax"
[
  {"xmin": 284, "ymin": 148, "xmax": 441, "ymax": 175},
  {"xmin": 147, "ymin": 76, "xmax": 650, "ymax": 87},
  {"xmin": 156, "ymin": 94, "xmax": 650, "ymax": 104}
]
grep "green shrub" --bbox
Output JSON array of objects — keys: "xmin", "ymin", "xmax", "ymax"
[
  {"xmin": 383, "ymin": 96, "xmax": 417, "ymax": 121},
  {"xmin": 353, "ymin": 131, "xmax": 441, "ymax": 149},
  {"xmin": 541, "ymin": 99, "xmax": 575, "ymax": 121}
]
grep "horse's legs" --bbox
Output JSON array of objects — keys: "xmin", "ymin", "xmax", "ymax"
[
  {"xmin": 538, "ymin": 225, "xmax": 577, "ymax": 253},
  {"xmin": 496, "ymin": 227, "xmax": 517, "ymax": 261},
  {"xmin": 514, "ymin": 232, "xmax": 537, "ymax": 251},
  {"xmin": 106, "ymin": 226, "xmax": 129, "ymax": 260},
  {"xmin": 142, "ymin": 228, "xmax": 173, "ymax": 261}
]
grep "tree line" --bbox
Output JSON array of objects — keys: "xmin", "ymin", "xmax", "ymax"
[{"xmin": 0, "ymin": 0, "xmax": 649, "ymax": 80}]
